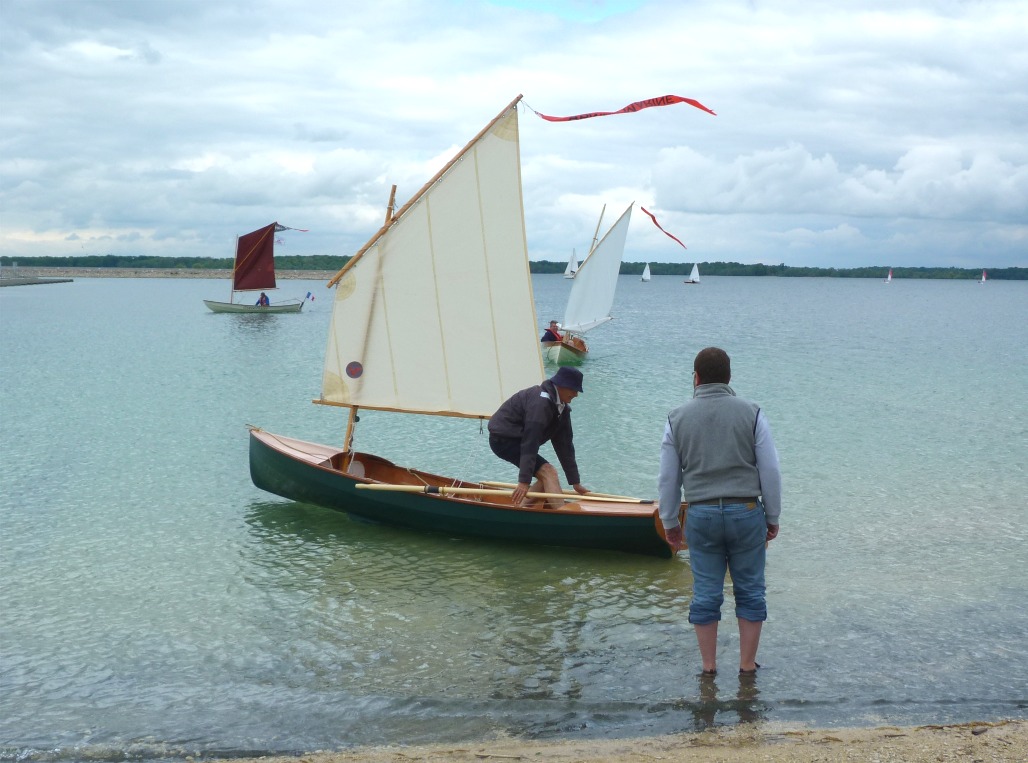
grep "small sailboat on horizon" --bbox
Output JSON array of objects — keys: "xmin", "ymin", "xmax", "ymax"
[
  {"xmin": 641, "ymin": 263, "xmax": 651, "ymax": 282},
  {"xmin": 684, "ymin": 263, "xmax": 700, "ymax": 284},
  {"xmin": 979, "ymin": 269, "xmax": 987, "ymax": 284},
  {"xmin": 885, "ymin": 268, "xmax": 893, "ymax": 283},
  {"xmin": 563, "ymin": 249, "xmax": 579, "ymax": 278}
]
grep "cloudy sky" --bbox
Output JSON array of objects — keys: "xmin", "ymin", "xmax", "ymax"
[{"xmin": 1, "ymin": 0, "xmax": 1025, "ymax": 268}]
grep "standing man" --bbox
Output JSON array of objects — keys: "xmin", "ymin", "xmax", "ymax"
[
  {"xmin": 658, "ymin": 347, "xmax": 782, "ymax": 676},
  {"xmin": 488, "ymin": 367, "xmax": 589, "ymax": 510}
]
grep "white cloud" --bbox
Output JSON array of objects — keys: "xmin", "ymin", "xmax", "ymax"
[{"xmin": 1, "ymin": 0, "xmax": 1025, "ymax": 268}]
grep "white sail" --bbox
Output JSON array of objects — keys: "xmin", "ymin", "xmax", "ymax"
[
  {"xmin": 641, "ymin": 263, "xmax": 651, "ymax": 282},
  {"xmin": 560, "ymin": 203, "xmax": 632, "ymax": 333},
  {"xmin": 321, "ymin": 102, "xmax": 544, "ymax": 418},
  {"xmin": 885, "ymin": 268, "xmax": 893, "ymax": 283},
  {"xmin": 980, "ymin": 269, "xmax": 987, "ymax": 283},
  {"xmin": 686, "ymin": 263, "xmax": 700, "ymax": 283},
  {"xmin": 563, "ymin": 249, "xmax": 578, "ymax": 278}
]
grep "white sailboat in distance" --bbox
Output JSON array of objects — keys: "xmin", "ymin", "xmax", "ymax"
[
  {"xmin": 563, "ymin": 249, "xmax": 578, "ymax": 278},
  {"xmin": 885, "ymin": 268, "xmax": 893, "ymax": 283},
  {"xmin": 543, "ymin": 203, "xmax": 633, "ymax": 365},
  {"xmin": 641, "ymin": 263, "xmax": 651, "ymax": 282},
  {"xmin": 684, "ymin": 263, "xmax": 700, "ymax": 284}
]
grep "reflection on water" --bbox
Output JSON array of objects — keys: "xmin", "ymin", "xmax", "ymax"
[
  {"xmin": 225, "ymin": 311, "xmax": 285, "ymax": 335},
  {"xmin": 688, "ymin": 672, "xmax": 768, "ymax": 730},
  {"xmin": 244, "ymin": 500, "xmax": 693, "ymax": 708}
]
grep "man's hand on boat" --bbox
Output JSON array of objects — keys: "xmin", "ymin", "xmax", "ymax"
[
  {"xmin": 511, "ymin": 481, "xmax": 589, "ymax": 506},
  {"xmin": 512, "ymin": 482, "xmax": 532, "ymax": 505}
]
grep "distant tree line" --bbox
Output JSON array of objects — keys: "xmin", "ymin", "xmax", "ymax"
[
  {"xmin": 0, "ymin": 254, "xmax": 351, "ymax": 271},
  {"xmin": 2, "ymin": 255, "xmax": 1024, "ymax": 280}
]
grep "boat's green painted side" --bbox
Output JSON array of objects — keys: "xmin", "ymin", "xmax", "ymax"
[
  {"xmin": 542, "ymin": 340, "xmax": 586, "ymax": 366},
  {"xmin": 204, "ymin": 299, "xmax": 303, "ymax": 314},
  {"xmin": 249, "ymin": 430, "xmax": 674, "ymax": 558}
]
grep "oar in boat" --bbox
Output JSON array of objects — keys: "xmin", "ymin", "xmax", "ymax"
[
  {"xmin": 355, "ymin": 483, "xmax": 654, "ymax": 504},
  {"xmin": 480, "ymin": 480, "xmax": 647, "ymax": 502}
]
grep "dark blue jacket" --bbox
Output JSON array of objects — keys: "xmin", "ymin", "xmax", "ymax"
[{"xmin": 488, "ymin": 379, "xmax": 580, "ymax": 485}]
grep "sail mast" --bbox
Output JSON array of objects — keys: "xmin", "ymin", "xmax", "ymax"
[
  {"xmin": 385, "ymin": 185, "xmax": 397, "ymax": 224},
  {"xmin": 229, "ymin": 234, "xmax": 239, "ymax": 303},
  {"xmin": 338, "ymin": 184, "xmax": 399, "ymax": 452},
  {"xmin": 587, "ymin": 204, "xmax": 607, "ymax": 257}
]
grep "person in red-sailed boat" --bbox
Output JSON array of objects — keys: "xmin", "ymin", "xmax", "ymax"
[
  {"xmin": 540, "ymin": 320, "xmax": 563, "ymax": 343},
  {"xmin": 487, "ymin": 366, "xmax": 589, "ymax": 510},
  {"xmin": 255, "ymin": 292, "xmax": 271, "ymax": 307}
]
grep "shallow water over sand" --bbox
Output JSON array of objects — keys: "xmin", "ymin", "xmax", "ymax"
[{"xmin": 1, "ymin": 274, "xmax": 1025, "ymax": 760}]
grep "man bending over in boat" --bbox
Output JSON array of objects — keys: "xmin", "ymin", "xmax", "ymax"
[
  {"xmin": 256, "ymin": 292, "xmax": 271, "ymax": 307},
  {"xmin": 488, "ymin": 366, "xmax": 589, "ymax": 510},
  {"xmin": 540, "ymin": 320, "xmax": 563, "ymax": 343}
]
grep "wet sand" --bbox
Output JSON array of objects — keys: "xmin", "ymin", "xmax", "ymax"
[{"xmin": 209, "ymin": 720, "xmax": 1026, "ymax": 762}]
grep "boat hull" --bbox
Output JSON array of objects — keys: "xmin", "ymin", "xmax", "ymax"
[
  {"xmin": 248, "ymin": 429, "xmax": 678, "ymax": 558},
  {"xmin": 204, "ymin": 299, "xmax": 303, "ymax": 314},
  {"xmin": 542, "ymin": 336, "xmax": 588, "ymax": 366}
]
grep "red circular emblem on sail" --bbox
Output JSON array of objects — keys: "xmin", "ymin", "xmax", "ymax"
[{"xmin": 345, "ymin": 361, "xmax": 363, "ymax": 379}]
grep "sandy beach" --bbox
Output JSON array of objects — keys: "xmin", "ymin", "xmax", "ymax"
[{"xmin": 211, "ymin": 720, "xmax": 1026, "ymax": 762}]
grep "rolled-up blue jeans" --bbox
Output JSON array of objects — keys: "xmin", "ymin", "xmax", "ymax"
[{"xmin": 685, "ymin": 499, "xmax": 767, "ymax": 625}]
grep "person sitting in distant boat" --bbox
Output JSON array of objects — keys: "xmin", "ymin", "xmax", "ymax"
[
  {"xmin": 256, "ymin": 292, "xmax": 270, "ymax": 307},
  {"xmin": 540, "ymin": 320, "xmax": 563, "ymax": 343},
  {"xmin": 488, "ymin": 366, "xmax": 590, "ymax": 510}
]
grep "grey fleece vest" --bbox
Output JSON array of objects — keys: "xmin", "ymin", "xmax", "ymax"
[{"xmin": 667, "ymin": 383, "xmax": 761, "ymax": 503}]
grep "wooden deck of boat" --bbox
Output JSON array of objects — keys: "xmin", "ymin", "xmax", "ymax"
[{"xmin": 250, "ymin": 429, "xmax": 658, "ymax": 516}]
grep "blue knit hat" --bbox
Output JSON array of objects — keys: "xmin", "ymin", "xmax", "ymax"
[{"xmin": 550, "ymin": 366, "xmax": 584, "ymax": 392}]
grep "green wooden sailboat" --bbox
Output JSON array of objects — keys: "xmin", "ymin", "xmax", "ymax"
[{"xmin": 248, "ymin": 96, "xmax": 680, "ymax": 557}]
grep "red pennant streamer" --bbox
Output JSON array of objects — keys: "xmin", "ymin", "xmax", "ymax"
[
  {"xmin": 532, "ymin": 94, "xmax": 716, "ymax": 122},
  {"xmin": 641, "ymin": 207, "xmax": 687, "ymax": 249}
]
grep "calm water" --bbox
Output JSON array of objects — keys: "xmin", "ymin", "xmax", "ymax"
[{"xmin": 1, "ymin": 274, "xmax": 1026, "ymax": 761}]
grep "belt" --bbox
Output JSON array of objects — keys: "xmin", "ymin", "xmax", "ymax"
[{"xmin": 690, "ymin": 497, "xmax": 758, "ymax": 507}]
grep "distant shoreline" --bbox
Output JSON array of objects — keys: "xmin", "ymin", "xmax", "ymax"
[
  {"xmin": 0, "ymin": 267, "xmax": 338, "ymax": 280},
  {"xmin": 1, "ymin": 265, "xmax": 1022, "ymax": 281}
]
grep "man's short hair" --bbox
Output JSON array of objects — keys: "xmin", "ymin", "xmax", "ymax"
[{"xmin": 694, "ymin": 347, "xmax": 731, "ymax": 384}]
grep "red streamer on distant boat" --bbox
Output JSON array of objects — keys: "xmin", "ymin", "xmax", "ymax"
[
  {"xmin": 641, "ymin": 207, "xmax": 687, "ymax": 249},
  {"xmin": 530, "ymin": 94, "xmax": 716, "ymax": 122}
]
